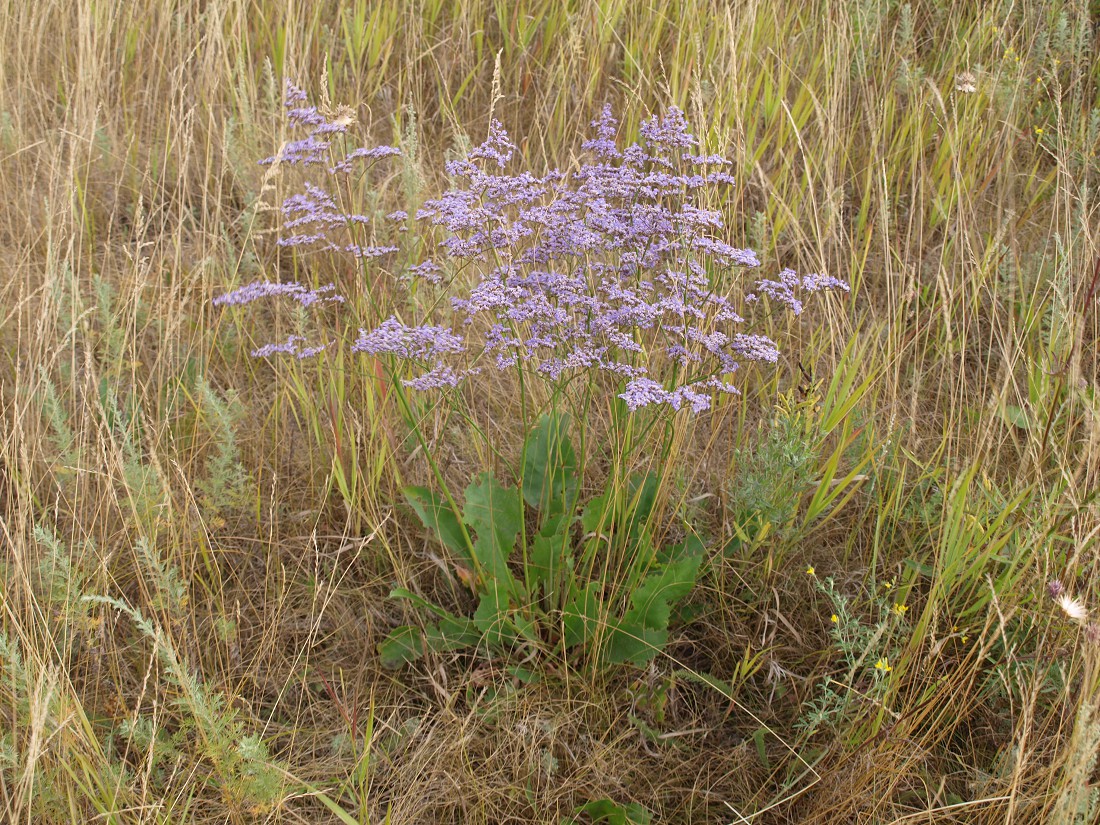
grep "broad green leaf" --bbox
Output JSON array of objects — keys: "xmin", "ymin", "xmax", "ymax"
[
  {"xmin": 511, "ymin": 611, "xmax": 541, "ymax": 647},
  {"xmin": 606, "ymin": 539, "xmax": 705, "ymax": 665},
  {"xmin": 998, "ymin": 403, "xmax": 1031, "ymax": 430},
  {"xmin": 464, "ymin": 473, "xmax": 523, "ymax": 542},
  {"xmin": 404, "ymin": 486, "xmax": 469, "ymax": 561},
  {"xmin": 388, "ymin": 587, "xmax": 460, "ymax": 622},
  {"xmin": 656, "ymin": 533, "xmax": 705, "ymax": 566},
  {"xmin": 473, "ymin": 579, "xmax": 516, "ymax": 649},
  {"xmin": 752, "ymin": 727, "xmax": 770, "ymax": 770},
  {"xmin": 506, "ymin": 663, "xmax": 540, "ymax": 684},
  {"xmin": 522, "ymin": 413, "xmax": 578, "ymax": 519},
  {"xmin": 463, "ymin": 473, "xmax": 523, "ymax": 593},
  {"xmin": 563, "ymin": 581, "xmax": 602, "ymax": 648},
  {"xmin": 581, "ymin": 490, "xmax": 609, "ymax": 534},
  {"xmin": 424, "ymin": 616, "xmax": 481, "ymax": 653},
  {"xmin": 624, "ymin": 473, "xmax": 660, "ymax": 540},
  {"xmin": 529, "ymin": 513, "xmax": 573, "ymax": 603},
  {"xmin": 379, "ymin": 626, "xmax": 424, "ymax": 668},
  {"xmin": 604, "ymin": 621, "xmax": 667, "ymax": 666},
  {"xmin": 571, "ymin": 799, "xmax": 652, "ymax": 825},
  {"xmin": 624, "ymin": 547, "xmax": 704, "ymax": 633}
]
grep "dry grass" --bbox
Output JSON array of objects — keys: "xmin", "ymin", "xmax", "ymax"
[{"xmin": 2, "ymin": 0, "xmax": 1099, "ymax": 822}]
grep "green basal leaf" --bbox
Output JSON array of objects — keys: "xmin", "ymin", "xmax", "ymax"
[
  {"xmin": 604, "ymin": 622, "xmax": 668, "ymax": 666},
  {"xmin": 624, "ymin": 541, "xmax": 704, "ymax": 633},
  {"xmin": 474, "ymin": 579, "xmax": 518, "ymax": 649},
  {"xmin": 657, "ymin": 533, "xmax": 705, "ymax": 566},
  {"xmin": 388, "ymin": 587, "xmax": 459, "ymax": 622},
  {"xmin": 607, "ymin": 536, "xmax": 705, "ymax": 665},
  {"xmin": 569, "ymin": 798, "xmax": 652, "ymax": 825},
  {"xmin": 404, "ymin": 486, "xmax": 469, "ymax": 561},
  {"xmin": 506, "ymin": 663, "xmax": 541, "ymax": 684},
  {"xmin": 998, "ymin": 403, "xmax": 1032, "ymax": 430},
  {"xmin": 579, "ymin": 473, "xmax": 656, "ymax": 545},
  {"xmin": 392, "ymin": 433, "xmax": 706, "ymax": 674},
  {"xmin": 511, "ymin": 611, "xmax": 541, "ymax": 647},
  {"xmin": 464, "ymin": 472, "xmax": 523, "ymax": 543},
  {"xmin": 624, "ymin": 472, "xmax": 659, "ymax": 540},
  {"xmin": 581, "ymin": 490, "xmax": 610, "ymax": 534},
  {"xmin": 529, "ymin": 512, "xmax": 573, "ymax": 603},
  {"xmin": 424, "ymin": 616, "xmax": 481, "ymax": 653},
  {"xmin": 379, "ymin": 626, "xmax": 424, "ymax": 668},
  {"xmin": 463, "ymin": 473, "xmax": 523, "ymax": 594},
  {"xmin": 522, "ymin": 412, "xmax": 578, "ymax": 520},
  {"xmin": 562, "ymin": 581, "xmax": 602, "ymax": 648}
]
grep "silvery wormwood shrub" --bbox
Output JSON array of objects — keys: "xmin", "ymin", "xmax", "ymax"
[{"xmin": 215, "ymin": 82, "xmax": 849, "ymax": 670}]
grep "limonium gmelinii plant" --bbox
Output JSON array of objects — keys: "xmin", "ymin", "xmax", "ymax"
[
  {"xmin": 216, "ymin": 82, "xmax": 848, "ymax": 671},
  {"xmin": 353, "ymin": 104, "xmax": 847, "ymax": 411}
]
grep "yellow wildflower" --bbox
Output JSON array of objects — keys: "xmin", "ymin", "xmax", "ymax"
[
  {"xmin": 893, "ymin": 603, "xmax": 908, "ymax": 616},
  {"xmin": 831, "ymin": 614, "xmax": 839, "ymax": 624},
  {"xmin": 874, "ymin": 658, "xmax": 892, "ymax": 673},
  {"xmin": 806, "ymin": 566, "xmax": 815, "ymax": 577}
]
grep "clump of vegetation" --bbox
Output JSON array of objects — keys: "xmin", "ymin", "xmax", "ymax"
[{"xmin": 218, "ymin": 86, "xmax": 845, "ymax": 683}]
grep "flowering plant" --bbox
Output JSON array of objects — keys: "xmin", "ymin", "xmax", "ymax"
[{"xmin": 216, "ymin": 83, "xmax": 848, "ymax": 672}]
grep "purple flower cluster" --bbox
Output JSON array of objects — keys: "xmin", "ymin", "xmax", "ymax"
[
  {"xmin": 351, "ymin": 318, "xmax": 469, "ymax": 389},
  {"xmin": 351, "ymin": 317, "xmax": 465, "ymax": 361},
  {"xmin": 259, "ymin": 81, "xmax": 401, "ymax": 173},
  {"xmin": 364, "ymin": 105, "xmax": 846, "ymax": 412},
  {"xmin": 250, "ymin": 335, "xmax": 333, "ymax": 359},
  {"xmin": 219, "ymin": 87, "xmax": 848, "ymax": 406},
  {"xmin": 211, "ymin": 280, "xmax": 340, "ymax": 360},
  {"xmin": 216, "ymin": 83, "xmax": 406, "ymax": 360},
  {"xmin": 259, "ymin": 84, "xmax": 403, "ymax": 257},
  {"xmin": 213, "ymin": 280, "xmax": 343, "ymax": 308},
  {"xmin": 746, "ymin": 268, "xmax": 850, "ymax": 316}
]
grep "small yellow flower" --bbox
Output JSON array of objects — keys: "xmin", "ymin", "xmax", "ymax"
[
  {"xmin": 962, "ymin": 635, "xmax": 970, "ymax": 643},
  {"xmin": 1035, "ymin": 126, "xmax": 1044, "ymax": 135},
  {"xmin": 806, "ymin": 566, "xmax": 816, "ymax": 577},
  {"xmin": 883, "ymin": 580, "xmax": 893, "ymax": 590},
  {"xmin": 893, "ymin": 603, "xmax": 908, "ymax": 616},
  {"xmin": 831, "ymin": 614, "xmax": 839, "ymax": 624},
  {"xmin": 874, "ymin": 658, "xmax": 892, "ymax": 673}
]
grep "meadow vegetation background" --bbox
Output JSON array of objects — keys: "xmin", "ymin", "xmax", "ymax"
[{"xmin": 2, "ymin": 0, "xmax": 1100, "ymax": 822}]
